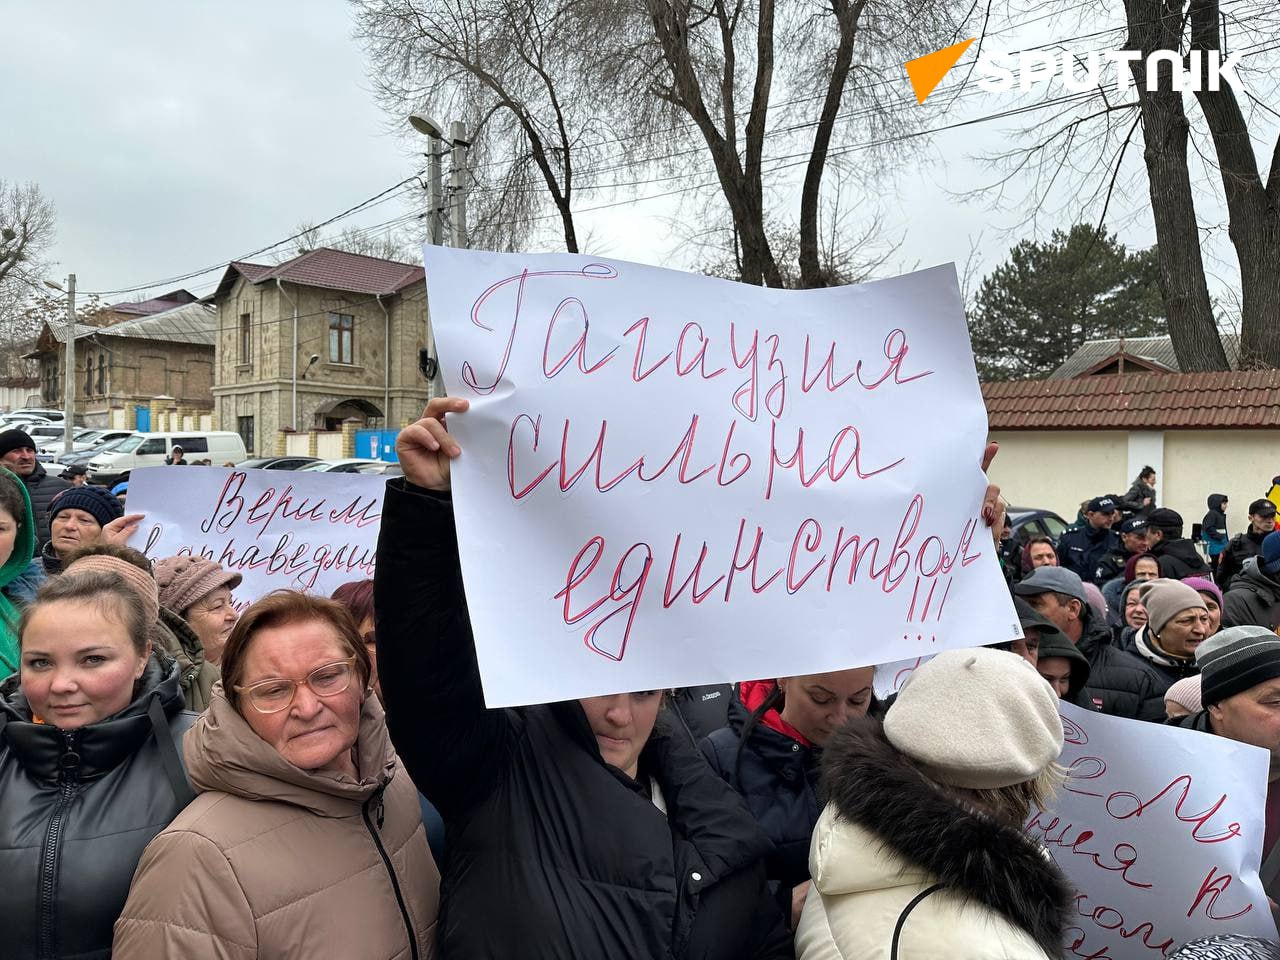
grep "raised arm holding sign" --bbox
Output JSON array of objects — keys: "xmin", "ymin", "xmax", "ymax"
[{"xmin": 375, "ymin": 248, "xmax": 1011, "ymax": 960}]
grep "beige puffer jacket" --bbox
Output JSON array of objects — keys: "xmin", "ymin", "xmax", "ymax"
[{"xmin": 113, "ymin": 685, "xmax": 438, "ymax": 960}]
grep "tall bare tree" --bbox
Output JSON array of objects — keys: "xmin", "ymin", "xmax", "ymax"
[
  {"xmin": 0, "ymin": 180, "xmax": 55, "ymax": 292},
  {"xmin": 1186, "ymin": 0, "xmax": 1280, "ymax": 367},
  {"xmin": 353, "ymin": 0, "xmax": 624, "ymax": 253},
  {"xmin": 980, "ymin": 1, "xmax": 1279, "ymax": 371},
  {"xmin": 620, "ymin": 0, "xmax": 983, "ymax": 286}
]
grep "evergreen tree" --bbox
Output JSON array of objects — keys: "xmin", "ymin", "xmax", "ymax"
[{"xmin": 968, "ymin": 225, "xmax": 1165, "ymax": 380}]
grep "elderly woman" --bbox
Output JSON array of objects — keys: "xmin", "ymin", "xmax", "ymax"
[
  {"xmin": 795, "ymin": 648, "xmax": 1072, "ymax": 959},
  {"xmin": 154, "ymin": 555, "xmax": 242, "ymax": 666},
  {"xmin": 41, "ymin": 485, "xmax": 142, "ymax": 575},
  {"xmin": 701, "ymin": 669, "xmax": 875, "ymax": 928},
  {"xmin": 1122, "ymin": 578, "xmax": 1209, "ymax": 720},
  {"xmin": 113, "ymin": 590, "xmax": 439, "ymax": 959},
  {"xmin": 0, "ymin": 469, "xmax": 42, "ymax": 677},
  {"xmin": 0, "ymin": 570, "xmax": 195, "ymax": 959}
]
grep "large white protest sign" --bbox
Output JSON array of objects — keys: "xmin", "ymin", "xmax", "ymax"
[
  {"xmin": 126, "ymin": 466, "xmax": 383, "ymax": 601},
  {"xmin": 1028, "ymin": 701, "xmax": 1276, "ymax": 959},
  {"xmin": 426, "ymin": 248, "xmax": 1019, "ymax": 707}
]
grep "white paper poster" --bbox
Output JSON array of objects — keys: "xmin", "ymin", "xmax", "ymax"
[
  {"xmin": 1029, "ymin": 702, "xmax": 1277, "ymax": 958},
  {"xmin": 127, "ymin": 466, "xmax": 383, "ymax": 601},
  {"xmin": 426, "ymin": 248, "xmax": 1019, "ymax": 706}
]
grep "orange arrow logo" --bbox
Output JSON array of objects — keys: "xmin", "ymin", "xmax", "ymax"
[{"xmin": 905, "ymin": 37, "xmax": 976, "ymax": 104}]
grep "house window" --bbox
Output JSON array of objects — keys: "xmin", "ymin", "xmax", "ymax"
[
  {"xmin": 85, "ymin": 355, "xmax": 93, "ymax": 395},
  {"xmin": 239, "ymin": 313, "xmax": 252, "ymax": 363},
  {"xmin": 96, "ymin": 356, "xmax": 105, "ymax": 395},
  {"xmin": 237, "ymin": 415, "xmax": 255, "ymax": 453},
  {"xmin": 328, "ymin": 313, "xmax": 354, "ymax": 364}
]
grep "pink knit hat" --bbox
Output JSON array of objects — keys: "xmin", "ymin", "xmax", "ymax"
[
  {"xmin": 1164, "ymin": 675, "xmax": 1203, "ymax": 714},
  {"xmin": 153, "ymin": 555, "xmax": 242, "ymax": 614}
]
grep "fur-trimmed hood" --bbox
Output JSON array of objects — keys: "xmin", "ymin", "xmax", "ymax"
[{"xmin": 816, "ymin": 716, "xmax": 1072, "ymax": 956}]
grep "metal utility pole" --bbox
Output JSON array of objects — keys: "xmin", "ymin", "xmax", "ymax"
[
  {"xmin": 448, "ymin": 121, "xmax": 469, "ymax": 249},
  {"xmin": 63, "ymin": 274, "xmax": 76, "ymax": 453},
  {"xmin": 409, "ymin": 112, "xmax": 446, "ymax": 245}
]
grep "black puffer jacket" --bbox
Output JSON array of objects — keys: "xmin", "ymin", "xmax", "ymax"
[
  {"xmin": 20, "ymin": 462, "xmax": 71, "ymax": 553},
  {"xmin": 700, "ymin": 681, "xmax": 820, "ymax": 896},
  {"xmin": 0, "ymin": 653, "xmax": 195, "ymax": 960},
  {"xmin": 1151, "ymin": 536, "xmax": 1211, "ymax": 579},
  {"xmin": 374, "ymin": 481, "xmax": 792, "ymax": 960},
  {"xmin": 1223, "ymin": 558, "xmax": 1280, "ymax": 630},
  {"xmin": 669, "ymin": 684, "xmax": 735, "ymax": 745},
  {"xmin": 1075, "ymin": 611, "xmax": 1165, "ymax": 720},
  {"xmin": 1217, "ymin": 528, "xmax": 1268, "ymax": 593}
]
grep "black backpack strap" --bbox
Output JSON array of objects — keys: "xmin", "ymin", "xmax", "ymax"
[
  {"xmin": 147, "ymin": 696, "xmax": 196, "ymax": 808},
  {"xmin": 891, "ymin": 883, "xmax": 946, "ymax": 960}
]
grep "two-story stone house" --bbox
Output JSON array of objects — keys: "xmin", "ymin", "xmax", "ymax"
[
  {"xmin": 211, "ymin": 248, "xmax": 430, "ymax": 456},
  {"xmin": 26, "ymin": 300, "xmax": 216, "ymax": 428}
]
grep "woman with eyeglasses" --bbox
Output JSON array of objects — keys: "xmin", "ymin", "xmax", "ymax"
[{"xmin": 113, "ymin": 590, "xmax": 439, "ymax": 960}]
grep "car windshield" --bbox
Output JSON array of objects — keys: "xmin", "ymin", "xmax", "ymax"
[
  {"xmin": 75, "ymin": 430, "xmax": 101, "ymax": 441},
  {"xmin": 113, "ymin": 435, "xmax": 145, "ymax": 453},
  {"xmin": 296, "ymin": 462, "xmax": 330, "ymax": 472}
]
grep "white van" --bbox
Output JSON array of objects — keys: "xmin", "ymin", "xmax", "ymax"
[{"xmin": 87, "ymin": 431, "xmax": 248, "ymax": 485}]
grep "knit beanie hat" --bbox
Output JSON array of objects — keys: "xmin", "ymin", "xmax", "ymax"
[
  {"xmin": 1138, "ymin": 579, "xmax": 1207, "ymax": 637},
  {"xmin": 883, "ymin": 647, "xmax": 1063, "ymax": 790},
  {"xmin": 153, "ymin": 555, "xmax": 242, "ymax": 614},
  {"xmin": 1181, "ymin": 576, "xmax": 1224, "ymax": 610},
  {"xmin": 1163, "ymin": 675, "xmax": 1203, "ymax": 714},
  {"xmin": 1195, "ymin": 625, "xmax": 1280, "ymax": 707},
  {"xmin": 48, "ymin": 484, "xmax": 125, "ymax": 529},
  {"xmin": 64, "ymin": 554, "xmax": 160, "ymax": 625},
  {"xmin": 0, "ymin": 429, "xmax": 35, "ymax": 458}
]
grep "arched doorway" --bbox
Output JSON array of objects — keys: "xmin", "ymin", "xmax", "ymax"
[{"xmin": 313, "ymin": 397, "xmax": 383, "ymax": 432}]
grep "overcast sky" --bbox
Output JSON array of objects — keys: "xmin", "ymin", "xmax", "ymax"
[{"xmin": 3, "ymin": 1, "xmax": 1275, "ymax": 316}]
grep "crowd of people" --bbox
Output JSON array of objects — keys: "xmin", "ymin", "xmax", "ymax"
[{"xmin": 0, "ymin": 413, "xmax": 1278, "ymax": 959}]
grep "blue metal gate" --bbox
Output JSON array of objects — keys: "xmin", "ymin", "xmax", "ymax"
[
  {"xmin": 355, "ymin": 428, "xmax": 399, "ymax": 462},
  {"xmin": 135, "ymin": 405, "xmax": 151, "ymax": 432}
]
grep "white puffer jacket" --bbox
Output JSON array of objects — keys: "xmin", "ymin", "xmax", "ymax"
[{"xmin": 794, "ymin": 718, "xmax": 1071, "ymax": 960}]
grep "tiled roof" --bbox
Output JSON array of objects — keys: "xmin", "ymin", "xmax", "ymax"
[
  {"xmin": 983, "ymin": 370, "xmax": 1280, "ymax": 430},
  {"xmin": 1051, "ymin": 334, "xmax": 1241, "ymax": 378},
  {"xmin": 108, "ymin": 289, "xmax": 200, "ymax": 317},
  {"xmin": 216, "ymin": 248, "xmax": 423, "ymax": 300}
]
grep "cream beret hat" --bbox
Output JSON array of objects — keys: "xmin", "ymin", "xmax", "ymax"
[{"xmin": 884, "ymin": 647, "xmax": 1064, "ymax": 790}]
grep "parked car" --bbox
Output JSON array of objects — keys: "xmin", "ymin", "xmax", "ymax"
[
  {"xmin": 87, "ymin": 431, "xmax": 249, "ymax": 486},
  {"xmin": 235, "ymin": 456, "xmax": 320, "ymax": 470},
  {"xmin": 61, "ymin": 428, "xmax": 132, "ymax": 452},
  {"xmin": 9, "ymin": 407, "xmax": 65, "ymax": 421},
  {"xmin": 0, "ymin": 415, "xmax": 53, "ymax": 430},
  {"xmin": 54, "ymin": 434, "xmax": 134, "ymax": 468},
  {"xmin": 1006, "ymin": 507, "xmax": 1069, "ymax": 544},
  {"xmin": 295, "ymin": 458, "xmax": 401, "ymax": 475},
  {"xmin": 35, "ymin": 428, "xmax": 107, "ymax": 461}
]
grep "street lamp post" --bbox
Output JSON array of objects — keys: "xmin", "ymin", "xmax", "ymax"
[{"xmin": 409, "ymin": 112, "xmax": 446, "ymax": 245}]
